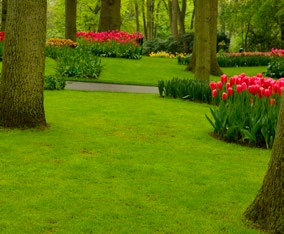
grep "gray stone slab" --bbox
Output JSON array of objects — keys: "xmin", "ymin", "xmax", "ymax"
[{"xmin": 65, "ymin": 81, "xmax": 159, "ymax": 94}]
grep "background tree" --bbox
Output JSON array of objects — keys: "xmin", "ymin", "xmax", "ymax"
[
  {"xmin": 65, "ymin": 0, "xmax": 77, "ymax": 41},
  {"xmin": 186, "ymin": 0, "xmax": 222, "ymax": 80},
  {"xmin": 98, "ymin": 0, "xmax": 121, "ymax": 32},
  {"xmin": 0, "ymin": 0, "xmax": 47, "ymax": 128},
  {"xmin": 244, "ymin": 92, "xmax": 284, "ymax": 233}
]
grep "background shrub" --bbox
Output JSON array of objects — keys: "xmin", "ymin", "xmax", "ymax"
[
  {"xmin": 266, "ymin": 57, "xmax": 284, "ymax": 79},
  {"xmin": 143, "ymin": 32, "xmax": 230, "ymax": 55},
  {"xmin": 44, "ymin": 75, "xmax": 66, "ymax": 90}
]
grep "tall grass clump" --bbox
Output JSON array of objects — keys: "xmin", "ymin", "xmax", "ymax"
[{"xmin": 158, "ymin": 78, "xmax": 211, "ymax": 103}]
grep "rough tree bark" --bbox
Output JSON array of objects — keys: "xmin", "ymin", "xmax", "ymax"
[
  {"xmin": 191, "ymin": 0, "xmax": 210, "ymax": 81},
  {"xmin": 244, "ymin": 92, "xmax": 284, "ymax": 234},
  {"xmin": 146, "ymin": 0, "xmax": 155, "ymax": 39},
  {"xmin": 65, "ymin": 0, "xmax": 77, "ymax": 42},
  {"xmin": 98, "ymin": 0, "xmax": 121, "ymax": 32},
  {"xmin": 1, "ymin": 0, "xmax": 7, "ymax": 31},
  {"xmin": 186, "ymin": 0, "xmax": 222, "ymax": 78},
  {"xmin": 0, "ymin": 0, "xmax": 47, "ymax": 128},
  {"xmin": 170, "ymin": 0, "xmax": 178, "ymax": 39},
  {"xmin": 209, "ymin": 0, "xmax": 222, "ymax": 76}
]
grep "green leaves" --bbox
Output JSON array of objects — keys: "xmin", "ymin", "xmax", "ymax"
[
  {"xmin": 157, "ymin": 78, "xmax": 211, "ymax": 103},
  {"xmin": 55, "ymin": 46, "xmax": 103, "ymax": 79}
]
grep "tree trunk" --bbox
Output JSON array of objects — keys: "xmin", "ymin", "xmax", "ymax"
[
  {"xmin": 171, "ymin": 0, "xmax": 178, "ymax": 39},
  {"xmin": 178, "ymin": 0, "xmax": 186, "ymax": 36},
  {"xmin": 209, "ymin": 0, "xmax": 222, "ymax": 76},
  {"xmin": 147, "ymin": 0, "xmax": 154, "ymax": 39},
  {"xmin": 279, "ymin": 14, "xmax": 284, "ymax": 48},
  {"xmin": 192, "ymin": 0, "xmax": 210, "ymax": 81},
  {"xmin": 0, "ymin": 0, "xmax": 47, "ymax": 128},
  {"xmin": 135, "ymin": 0, "xmax": 140, "ymax": 32},
  {"xmin": 244, "ymin": 93, "xmax": 284, "ymax": 234},
  {"xmin": 1, "ymin": 0, "xmax": 7, "ymax": 31},
  {"xmin": 186, "ymin": 0, "xmax": 222, "ymax": 78},
  {"xmin": 190, "ymin": 1, "xmax": 195, "ymax": 30},
  {"xmin": 98, "ymin": 0, "xmax": 121, "ymax": 32},
  {"xmin": 142, "ymin": 0, "xmax": 148, "ymax": 39},
  {"xmin": 65, "ymin": 0, "xmax": 77, "ymax": 42}
]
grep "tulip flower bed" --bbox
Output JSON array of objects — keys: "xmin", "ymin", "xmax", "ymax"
[
  {"xmin": 266, "ymin": 48, "xmax": 284, "ymax": 78},
  {"xmin": 76, "ymin": 30, "xmax": 144, "ymax": 59},
  {"xmin": 177, "ymin": 51, "xmax": 272, "ymax": 67},
  {"xmin": 206, "ymin": 73, "xmax": 284, "ymax": 148}
]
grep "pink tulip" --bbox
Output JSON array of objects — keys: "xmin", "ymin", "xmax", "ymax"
[
  {"xmin": 217, "ymin": 81, "xmax": 223, "ymax": 90},
  {"xmin": 212, "ymin": 89, "xmax": 218, "ymax": 98},
  {"xmin": 221, "ymin": 74, "xmax": 228, "ymax": 84},
  {"xmin": 236, "ymin": 85, "xmax": 242, "ymax": 93},
  {"xmin": 241, "ymin": 82, "xmax": 247, "ymax": 91},
  {"xmin": 222, "ymin": 92, "xmax": 227, "ymax": 100},
  {"xmin": 227, "ymin": 87, "xmax": 233, "ymax": 96},
  {"xmin": 264, "ymin": 89, "xmax": 271, "ymax": 97},
  {"xmin": 209, "ymin": 81, "xmax": 217, "ymax": 90},
  {"xmin": 226, "ymin": 83, "xmax": 231, "ymax": 90}
]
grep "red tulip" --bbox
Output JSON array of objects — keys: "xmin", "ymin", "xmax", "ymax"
[
  {"xmin": 236, "ymin": 85, "xmax": 242, "ymax": 93},
  {"xmin": 212, "ymin": 89, "xmax": 218, "ymax": 98},
  {"xmin": 241, "ymin": 82, "xmax": 247, "ymax": 91},
  {"xmin": 227, "ymin": 87, "xmax": 233, "ymax": 96},
  {"xmin": 221, "ymin": 74, "xmax": 228, "ymax": 84},
  {"xmin": 226, "ymin": 83, "xmax": 231, "ymax": 90},
  {"xmin": 217, "ymin": 81, "xmax": 223, "ymax": 90},
  {"xmin": 209, "ymin": 81, "xmax": 217, "ymax": 90},
  {"xmin": 264, "ymin": 89, "xmax": 271, "ymax": 97},
  {"xmin": 222, "ymin": 92, "xmax": 227, "ymax": 100}
]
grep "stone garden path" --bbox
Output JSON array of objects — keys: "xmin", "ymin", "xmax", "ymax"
[{"xmin": 65, "ymin": 81, "xmax": 159, "ymax": 94}]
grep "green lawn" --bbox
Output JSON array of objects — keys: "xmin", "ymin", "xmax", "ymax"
[
  {"xmin": 0, "ymin": 91, "xmax": 269, "ymax": 233},
  {"xmin": 43, "ymin": 56, "xmax": 267, "ymax": 86},
  {"xmin": 0, "ymin": 57, "xmax": 270, "ymax": 233}
]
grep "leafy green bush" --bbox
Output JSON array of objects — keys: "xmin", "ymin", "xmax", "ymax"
[
  {"xmin": 143, "ymin": 32, "xmax": 230, "ymax": 55},
  {"xmin": 44, "ymin": 75, "xmax": 66, "ymax": 90},
  {"xmin": 266, "ymin": 56, "xmax": 284, "ymax": 79},
  {"xmin": 158, "ymin": 78, "xmax": 211, "ymax": 103},
  {"xmin": 56, "ymin": 46, "xmax": 103, "ymax": 79}
]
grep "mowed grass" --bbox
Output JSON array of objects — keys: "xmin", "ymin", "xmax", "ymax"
[
  {"xmin": 43, "ymin": 56, "xmax": 267, "ymax": 86},
  {"xmin": 0, "ymin": 90, "xmax": 269, "ymax": 233}
]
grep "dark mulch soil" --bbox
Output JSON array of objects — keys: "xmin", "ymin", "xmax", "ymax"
[{"xmin": 208, "ymin": 132, "xmax": 268, "ymax": 149}]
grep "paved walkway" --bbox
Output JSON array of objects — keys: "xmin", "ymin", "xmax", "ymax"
[{"xmin": 65, "ymin": 81, "xmax": 159, "ymax": 94}]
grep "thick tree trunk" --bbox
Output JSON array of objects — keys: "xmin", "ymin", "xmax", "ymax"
[
  {"xmin": 193, "ymin": 0, "xmax": 210, "ymax": 81},
  {"xmin": 1, "ymin": 0, "xmax": 7, "ymax": 31},
  {"xmin": 171, "ymin": 0, "xmax": 178, "ymax": 39},
  {"xmin": 0, "ymin": 0, "xmax": 47, "ymax": 128},
  {"xmin": 65, "ymin": 0, "xmax": 77, "ymax": 42},
  {"xmin": 135, "ymin": 0, "xmax": 140, "ymax": 32},
  {"xmin": 98, "ymin": 0, "xmax": 121, "ymax": 32},
  {"xmin": 186, "ymin": 0, "xmax": 222, "ymax": 78},
  {"xmin": 147, "ymin": 0, "xmax": 154, "ymax": 39},
  {"xmin": 244, "ymin": 93, "xmax": 284, "ymax": 233},
  {"xmin": 209, "ymin": 0, "xmax": 222, "ymax": 76}
]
